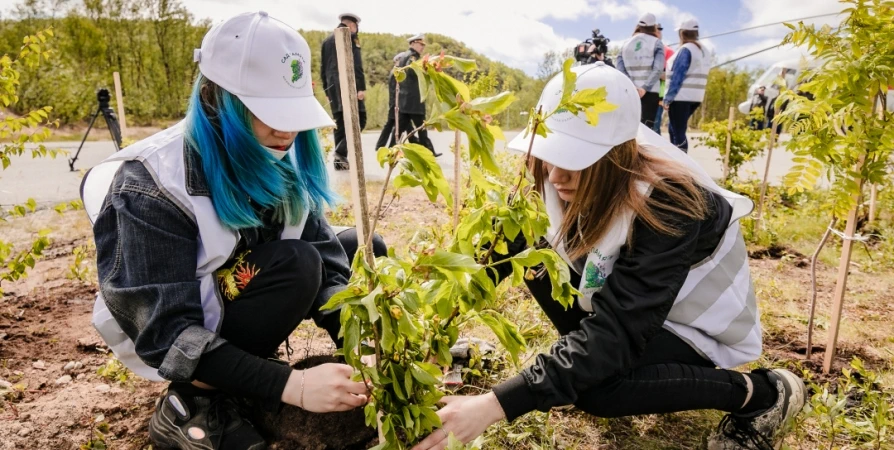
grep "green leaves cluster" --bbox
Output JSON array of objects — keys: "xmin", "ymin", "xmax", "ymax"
[
  {"xmin": 1, "ymin": 28, "xmax": 59, "ymax": 295},
  {"xmin": 696, "ymin": 112, "xmax": 768, "ymax": 182},
  {"xmin": 777, "ymin": 0, "xmax": 894, "ymax": 217},
  {"xmin": 326, "ymin": 57, "xmax": 614, "ymax": 448}
]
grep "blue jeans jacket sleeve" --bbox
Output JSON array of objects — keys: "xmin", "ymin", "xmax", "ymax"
[
  {"xmin": 93, "ymin": 161, "xmax": 226, "ymax": 382},
  {"xmin": 664, "ymin": 47, "xmax": 691, "ymax": 105}
]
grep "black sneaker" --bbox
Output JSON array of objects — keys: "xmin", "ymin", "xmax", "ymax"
[
  {"xmin": 707, "ymin": 369, "xmax": 807, "ymax": 450},
  {"xmin": 333, "ymin": 155, "xmax": 350, "ymax": 171},
  {"xmin": 148, "ymin": 389, "xmax": 266, "ymax": 450}
]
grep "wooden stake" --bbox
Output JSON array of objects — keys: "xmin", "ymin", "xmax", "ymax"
[
  {"xmin": 112, "ymin": 72, "xmax": 128, "ymax": 138},
  {"xmin": 755, "ymin": 123, "xmax": 777, "ymax": 229},
  {"xmin": 868, "ymin": 185, "xmax": 878, "ymax": 224},
  {"xmin": 334, "ymin": 27, "xmax": 373, "ymax": 268},
  {"xmin": 722, "ymin": 106, "xmax": 734, "ymax": 180},
  {"xmin": 453, "ymin": 130, "xmax": 461, "ymax": 228},
  {"xmin": 823, "ymin": 161, "xmax": 865, "ymax": 374}
]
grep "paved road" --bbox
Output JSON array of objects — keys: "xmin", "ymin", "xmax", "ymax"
[{"xmin": 0, "ymin": 130, "xmax": 795, "ymax": 206}]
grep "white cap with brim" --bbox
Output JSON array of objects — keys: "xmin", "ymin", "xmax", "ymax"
[
  {"xmin": 339, "ymin": 12, "xmax": 361, "ymax": 23},
  {"xmin": 638, "ymin": 12, "xmax": 657, "ymax": 27},
  {"xmin": 195, "ymin": 11, "xmax": 334, "ymax": 132},
  {"xmin": 507, "ymin": 62, "xmax": 641, "ymax": 171},
  {"xmin": 678, "ymin": 18, "xmax": 699, "ymax": 31},
  {"xmin": 408, "ymin": 33, "xmax": 425, "ymax": 44}
]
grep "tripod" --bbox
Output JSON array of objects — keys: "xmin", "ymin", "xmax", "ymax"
[{"xmin": 68, "ymin": 88, "xmax": 123, "ymax": 171}]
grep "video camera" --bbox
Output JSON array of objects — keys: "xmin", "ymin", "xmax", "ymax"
[{"xmin": 574, "ymin": 29, "xmax": 613, "ymax": 67}]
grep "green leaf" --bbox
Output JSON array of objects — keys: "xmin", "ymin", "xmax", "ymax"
[
  {"xmin": 416, "ymin": 250, "xmax": 481, "ymax": 273},
  {"xmin": 477, "ymin": 310, "xmax": 525, "ymax": 364},
  {"xmin": 469, "ymin": 91, "xmax": 517, "ymax": 115},
  {"xmin": 410, "ymin": 362, "xmax": 439, "ymax": 386},
  {"xmin": 560, "ymin": 58, "xmax": 577, "ymax": 106},
  {"xmin": 359, "ymin": 286, "xmax": 384, "ymax": 323},
  {"xmin": 397, "ymin": 143, "xmax": 453, "ymax": 204}
]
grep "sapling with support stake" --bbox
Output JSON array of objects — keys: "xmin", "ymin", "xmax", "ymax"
[
  {"xmin": 776, "ymin": 0, "xmax": 894, "ymax": 373},
  {"xmin": 324, "ymin": 54, "xmax": 615, "ymax": 448}
]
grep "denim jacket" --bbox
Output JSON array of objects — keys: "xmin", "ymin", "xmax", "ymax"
[{"xmin": 88, "ymin": 144, "xmax": 350, "ymax": 382}]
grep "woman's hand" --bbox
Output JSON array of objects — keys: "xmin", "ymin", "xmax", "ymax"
[
  {"xmin": 410, "ymin": 393, "xmax": 505, "ymax": 450},
  {"xmin": 281, "ymin": 363, "xmax": 369, "ymax": 412},
  {"xmin": 637, "ymin": 87, "xmax": 646, "ymax": 98}
]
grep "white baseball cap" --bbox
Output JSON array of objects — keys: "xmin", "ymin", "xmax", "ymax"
[
  {"xmin": 638, "ymin": 13, "xmax": 657, "ymax": 27},
  {"xmin": 339, "ymin": 12, "xmax": 361, "ymax": 23},
  {"xmin": 194, "ymin": 11, "xmax": 333, "ymax": 132},
  {"xmin": 678, "ymin": 18, "xmax": 699, "ymax": 31},
  {"xmin": 507, "ymin": 62, "xmax": 640, "ymax": 171},
  {"xmin": 407, "ymin": 33, "xmax": 425, "ymax": 44}
]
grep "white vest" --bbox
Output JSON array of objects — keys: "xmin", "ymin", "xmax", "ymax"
[
  {"xmin": 544, "ymin": 124, "xmax": 760, "ymax": 369},
  {"xmin": 81, "ymin": 122, "xmax": 309, "ymax": 381},
  {"xmin": 621, "ymin": 34, "xmax": 661, "ymax": 93},
  {"xmin": 667, "ymin": 42, "xmax": 710, "ymax": 103}
]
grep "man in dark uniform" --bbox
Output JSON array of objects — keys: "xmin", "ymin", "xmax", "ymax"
[
  {"xmin": 396, "ymin": 34, "xmax": 440, "ymax": 157},
  {"xmin": 320, "ymin": 12, "xmax": 366, "ymax": 170},
  {"xmin": 375, "ymin": 50, "xmax": 410, "ymax": 150}
]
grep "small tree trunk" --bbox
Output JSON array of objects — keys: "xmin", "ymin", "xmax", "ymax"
[
  {"xmin": 755, "ymin": 123, "xmax": 777, "ymax": 229},
  {"xmin": 453, "ymin": 130, "xmax": 462, "ymax": 228},
  {"xmin": 723, "ymin": 106, "xmax": 734, "ymax": 180},
  {"xmin": 334, "ymin": 27, "xmax": 373, "ymax": 269},
  {"xmin": 823, "ymin": 161, "xmax": 865, "ymax": 373},
  {"xmin": 868, "ymin": 185, "xmax": 878, "ymax": 224}
]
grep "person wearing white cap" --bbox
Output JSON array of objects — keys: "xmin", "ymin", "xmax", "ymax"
[
  {"xmin": 616, "ymin": 12, "xmax": 665, "ymax": 129},
  {"xmin": 410, "ymin": 63, "xmax": 806, "ymax": 450},
  {"xmin": 663, "ymin": 18, "xmax": 712, "ymax": 152},
  {"xmin": 320, "ymin": 12, "xmax": 367, "ymax": 170},
  {"xmin": 396, "ymin": 34, "xmax": 440, "ymax": 156},
  {"xmin": 80, "ymin": 12, "xmax": 381, "ymax": 450}
]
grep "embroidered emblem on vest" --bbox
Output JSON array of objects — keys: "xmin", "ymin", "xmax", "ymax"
[{"xmin": 217, "ymin": 251, "xmax": 260, "ymax": 300}]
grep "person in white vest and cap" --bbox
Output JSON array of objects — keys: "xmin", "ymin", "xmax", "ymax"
[
  {"xmin": 616, "ymin": 12, "xmax": 665, "ymax": 129},
  {"xmin": 80, "ymin": 11, "xmax": 385, "ymax": 450},
  {"xmin": 410, "ymin": 63, "xmax": 806, "ymax": 450},
  {"xmin": 663, "ymin": 18, "xmax": 712, "ymax": 152}
]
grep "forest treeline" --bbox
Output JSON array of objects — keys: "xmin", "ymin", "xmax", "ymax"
[{"xmin": 1, "ymin": 0, "xmax": 758, "ymax": 131}]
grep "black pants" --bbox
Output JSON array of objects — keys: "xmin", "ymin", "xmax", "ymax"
[
  {"xmin": 398, "ymin": 113, "xmax": 436, "ymax": 154},
  {"xmin": 524, "ymin": 270, "xmax": 767, "ymax": 417},
  {"xmin": 375, "ymin": 109, "xmax": 397, "ymax": 150},
  {"xmin": 668, "ymin": 101, "xmax": 701, "ymax": 152},
  {"xmin": 640, "ymin": 92, "xmax": 660, "ymax": 129},
  {"xmin": 333, "ymin": 103, "xmax": 367, "ymax": 159},
  {"xmin": 218, "ymin": 230, "xmax": 386, "ymax": 358}
]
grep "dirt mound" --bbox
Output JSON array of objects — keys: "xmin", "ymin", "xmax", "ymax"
[{"xmin": 252, "ymin": 354, "xmax": 378, "ymax": 450}]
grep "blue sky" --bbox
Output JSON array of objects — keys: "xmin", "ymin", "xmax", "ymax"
[{"xmin": 0, "ymin": 0, "xmax": 847, "ymax": 74}]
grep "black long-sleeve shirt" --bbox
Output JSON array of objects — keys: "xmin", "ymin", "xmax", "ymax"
[{"xmin": 493, "ymin": 187, "xmax": 732, "ymax": 421}]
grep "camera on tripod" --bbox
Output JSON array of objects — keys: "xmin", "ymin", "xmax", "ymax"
[
  {"xmin": 68, "ymin": 87, "xmax": 123, "ymax": 171},
  {"xmin": 574, "ymin": 29, "xmax": 613, "ymax": 67}
]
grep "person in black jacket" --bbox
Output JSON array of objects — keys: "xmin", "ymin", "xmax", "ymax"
[
  {"xmin": 396, "ymin": 34, "xmax": 440, "ymax": 157},
  {"xmin": 320, "ymin": 13, "xmax": 366, "ymax": 170},
  {"xmin": 375, "ymin": 50, "xmax": 409, "ymax": 150},
  {"xmin": 411, "ymin": 64, "xmax": 806, "ymax": 450},
  {"xmin": 749, "ymin": 86, "xmax": 768, "ymax": 130}
]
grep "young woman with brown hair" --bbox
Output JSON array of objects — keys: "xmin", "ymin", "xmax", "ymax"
[
  {"xmin": 411, "ymin": 63, "xmax": 805, "ymax": 450},
  {"xmin": 664, "ymin": 18, "xmax": 711, "ymax": 152},
  {"xmin": 617, "ymin": 12, "xmax": 666, "ymax": 129}
]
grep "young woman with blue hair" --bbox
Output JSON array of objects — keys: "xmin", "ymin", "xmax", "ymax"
[{"xmin": 80, "ymin": 12, "xmax": 382, "ymax": 450}]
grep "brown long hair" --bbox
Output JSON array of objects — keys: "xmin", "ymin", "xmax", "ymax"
[
  {"xmin": 531, "ymin": 140, "xmax": 708, "ymax": 260},
  {"xmin": 679, "ymin": 30, "xmax": 702, "ymax": 50},
  {"xmin": 633, "ymin": 25, "xmax": 658, "ymax": 37}
]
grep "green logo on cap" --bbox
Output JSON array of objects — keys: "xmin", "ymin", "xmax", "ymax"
[{"xmin": 291, "ymin": 59, "xmax": 303, "ymax": 83}]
